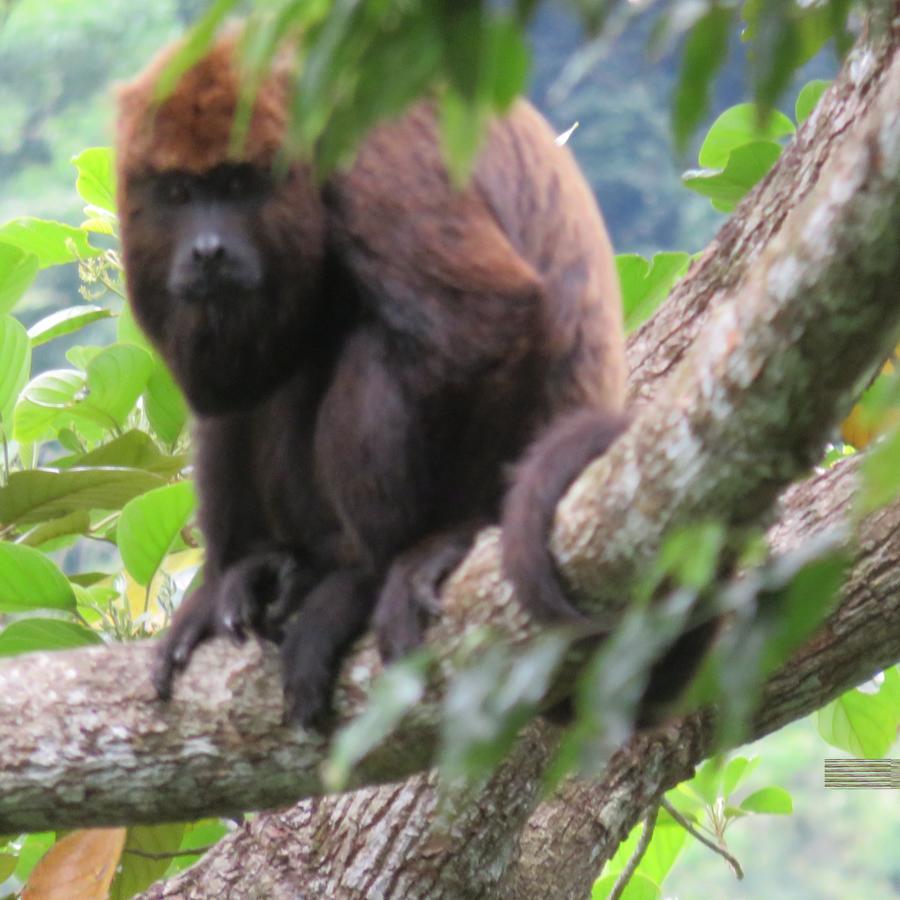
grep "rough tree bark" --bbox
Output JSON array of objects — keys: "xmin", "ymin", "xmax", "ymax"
[{"xmin": 0, "ymin": 14, "xmax": 897, "ymax": 900}]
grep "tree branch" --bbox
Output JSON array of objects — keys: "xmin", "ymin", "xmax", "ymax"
[{"xmin": 143, "ymin": 456, "xmax": 900, "ymax": 898}]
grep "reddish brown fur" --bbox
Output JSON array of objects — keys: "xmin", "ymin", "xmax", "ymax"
[{"xmin": 117, "ymin": 34, "xmax": 628, "ymax": 725}]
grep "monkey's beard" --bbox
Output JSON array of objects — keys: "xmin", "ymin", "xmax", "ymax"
[{"xmin": 166, "ymin": 289, "xmax": 304, "ymax": 417}]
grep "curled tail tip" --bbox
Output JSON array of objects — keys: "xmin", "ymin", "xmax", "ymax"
[{"xmin": 501, "ymin": 409, "xmax": 629, "ymax": 622}]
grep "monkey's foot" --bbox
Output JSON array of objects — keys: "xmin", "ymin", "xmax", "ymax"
[
  {"xmin": 374, "ymin": 530, "xmax": 477, "ymax": 662},
  {"xmin": 217, "ymin": 550, "xmax": 318, "ymax": 644}
]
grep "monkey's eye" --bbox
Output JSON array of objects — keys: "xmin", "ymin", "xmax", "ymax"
[
  {"xmin": 156, "ymin": 175, "xmax": 194, "ymax": 206},
  {"xmin": 219, "ymin": 165, "xmax": 260, "ymax": 200}
]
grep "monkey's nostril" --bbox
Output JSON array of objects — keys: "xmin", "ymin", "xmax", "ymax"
[{"xmin": 192, "ymin": 232, "xmax": 225, "ymax": 262}]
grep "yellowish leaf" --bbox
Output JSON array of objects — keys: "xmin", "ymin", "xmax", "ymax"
[{"xmin": 23, "ymin": 828, "xmax": 126, "ymax": 900}]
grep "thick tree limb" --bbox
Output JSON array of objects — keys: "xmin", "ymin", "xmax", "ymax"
[
  {"xmin": 505, "ymin": 458, "xmax": 900, "ymax": 900},
  {"xmin": 0, "ymin": 21, "xmax": 897, "ymax": 842},
  {"xmin": 144, "ymin": 455, "xmax": 900, "ymax": 898}
]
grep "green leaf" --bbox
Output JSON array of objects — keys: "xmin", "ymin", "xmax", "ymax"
[
  {"xmin": 444, "ymin": 632, "xmax": 570, "ymax": 787},
  {"xmin": 110, "ymin": 823, "xmax": 186, "ymax": 899},
  {"xmin": 0, "ymin": 314, "xmax": 30, "ymax": 432},
  {"xmin": 690, "ymin": 757, "xmax": 723, "ymax": 806},
  {"xmin": 440, "ymin": 89, "xmax": 486, "ymax": 187},
  {"xmin": 859, "ymin": 426, "xmax": 900, "ymax": 513},
  {"xmin": 592, "ymin": 871, "xmax": 660, "ymax": 900},
  {"xmin": 12, "ymin": 368, "xmax": 102, "ymax": 444},
  {"xmin": 672, "ymin": 6, "xmax": 734, "ymax": 152},
  {"xmin": 638, "ymin": 811, "xmax": 687, "ymax": 884},
  {"xmin": 0, "ymin": 467, "xmax": 166, "ymax": 526},
  {"xmin": 795, "ymin": 79, "xmax": 831, "ymax": 124},
  {"xmin": 0, "ymin": 542, "xmax": 75, "ymax": 612},
  {"xmin": 817, "ymin": 685, "xmax": 899, "ymax": 758},
  {"xmin": 0, "ymin": 245, "xmax": 39, "ymax": 314},
  {"xmin": 144, "ymin": 363, "xmax": 188, "ymax": 447},
  {"xmin": 116, "ymin": 304, "xmax": 153, "ymax": 351},
  {"xmin": 697, "ymin": 103, "xmax": 794, "ymax": 169},
  {"xmin": 739, "ymin": 786, "xmax": 792, "ymax": 815},
  {"xmin": 325, "ymin": 651, "xmax": 430, "ymax": 791},
  {"xmin": 682, "ymin": 140, "xmax": 783, "ymax": 212},
  {"xmin": 616, "ymin": 253, "xmax": 691, "ymax": 335},
  {"xmin": 71, "ymin": 148, "xmax": 117, "ymax": 213},
  {"xmin": 0, "ymin": 617, "xmax": 101, "ymax": 655},
  {"xmin": 154, "ymin": 0, "xmax": 240, "ymax": 98},
  {"xmin": 0, "ymin": 854, "xmax": 16, "ymax": 882},
  {"xmin": 13, "ymin": 832, "xmax": 55, "ymax": 882},
  {"xmin": 721, "ymin": 755, "xmax": 760, "ymax": 799},
  {"xmin": 117, "ymin": 480, "xmax": 197, "ymax": 586},
  {"xmin": 71, "ymin": 430, "xmax": 187, "ymax": 477},
  {"xmin": 486, "ymin": 16, "xmax": 530, "ymax": 109},
  {"xmin": 17, "ymin": 510, "xmax": 92, "ymax": 547},
  {"xmin": 439, "ymin": 2, "xmax": 487, "ymax": 102},
  {"xmin": 166, "ymin": 819, "xmax": 229, "ymax": 874},
  {"xmin": 84, "ymin": 343, "xmax": 155, "ymax": 429},
  {"xmin": 27, "ymin": 305, "xmax": 114, "ymax": 348},
  {"xmin": 0, "ymin": 218, "xmax": 100, "ymax": 268}
]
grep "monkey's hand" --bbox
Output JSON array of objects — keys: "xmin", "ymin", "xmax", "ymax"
[{"xmin": 152, "ymin": 550, "xmax": 317, "ymax": 700}]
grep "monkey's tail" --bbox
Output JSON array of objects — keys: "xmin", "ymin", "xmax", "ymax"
[{"xmin": 501, "ymin": 409, "xmax": 629, "ymax": 621}]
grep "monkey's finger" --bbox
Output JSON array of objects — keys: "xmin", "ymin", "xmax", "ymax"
[{"xmin": 150, "ymin": 614, "xmax": 212, "ymax": 700}]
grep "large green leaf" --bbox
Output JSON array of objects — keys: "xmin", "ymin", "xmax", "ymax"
[
  {"xmin": 111, "ymin": 824, "xmax": 186, "ymax": 899},
  {"xmin": 739, "ymin": 786, "xmax": 793, "ymax": 815},
  {"xmin": 117, "ymin": 480, "xmax": 196, "ymax": 586},
  {"xmin": 0, "ymin": 467, "xmax": 166, "ymax": 526},
  {"xmin": 71, "ymin": 147, "xmax": 117, "ymax": 213},
  {"xmin": 683, "ymin": 140, "xmax": 783, "ymax": 212},
  {"xmin": 12, "ymin": 368, "xmax": 98, "ymax": 443},
  {"xmin": 0, "ymin": 245, "xmax": 38, "ymax": 314},
  {"xmin": 697, "ymin": 103, "xmax": 794, "ymax": 169},
  {"xmin": 71, "ymin": 430, "xmax": 187, "ymax": 477},
  {"xmin": 17, "ymin": 510, "xmax": 92, "ymax": 547},
  {"xmin": 83, "ymin": 343, "xmax": 155, "ymax": 428},
  {"xmin": 0, "ymin": 617, "xmax": 101, "ymax": 655},
  {"xmin": 27, "ymin": 305, "xmax": 114, "ymax": 348},
  {"xmin": 672, "ymin": 5, "xmax": 734, "ymax": 152},
  {"xmin": 817, "ymin": 683, "xmax": 899, "ymax": 758},
  {"xmin": 0, "ymin": 315, "xmax": 30, "ymax": 431},
  {"xmin": 17, "ymin": 347, "xmax": 153, "ymax": 440},
  {"xmin": 0, "ymin": 218, "xmax": 100, "ymax": 268},
  {"xmin": 116, "ymin": 304, "xmax": 153, "ymax": 351},
  {"xmin": 0, "ymin": 542, "xmax": 75, "ymax": 612},
  {"xmin": 144, "ymin": 363, "xmax": 189, "ymax": 447}
]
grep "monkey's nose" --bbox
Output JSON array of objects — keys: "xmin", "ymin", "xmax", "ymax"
[{"xmin": 192, "ymin": 232, "xmax": 225, "ymax": 262}]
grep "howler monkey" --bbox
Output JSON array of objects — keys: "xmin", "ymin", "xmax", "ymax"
[{"xmin": 117, "ymin": 34, "xmax": 628, "ymax": 726}]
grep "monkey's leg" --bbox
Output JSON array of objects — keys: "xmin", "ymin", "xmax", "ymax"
[{"xmin": 279, "ymin": 569, "xmax": 374, "ymax": 728}]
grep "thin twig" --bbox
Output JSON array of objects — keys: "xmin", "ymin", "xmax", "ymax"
[
  {"xmin": 609, "ymin": 804, "xmax": 658, "ymax": 900},
  {"xmin": 661, "ymin": 797, "xmax": 744, "ymax": 880},
  {"xmin": 123, "ymin": 845, "xmax": 215, "ymax": 861}
]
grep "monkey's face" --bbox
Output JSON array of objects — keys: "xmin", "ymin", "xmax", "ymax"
[{"xmin": 119, "ymin": 162, "xmax": 325, "ymax": 416}]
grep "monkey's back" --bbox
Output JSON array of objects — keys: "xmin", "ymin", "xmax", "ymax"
[{"xmin": 333, "ymin": 99, "xmax": 626, "ymax": 429}]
